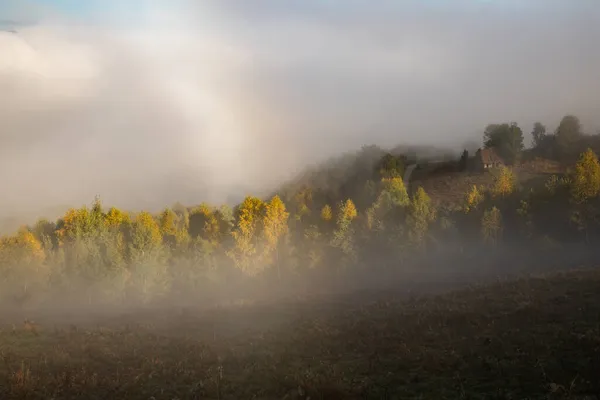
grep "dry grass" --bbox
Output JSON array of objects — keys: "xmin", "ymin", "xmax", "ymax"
[
  {"xmin": 2, "ymin": 268, "xmax": 600, "ymax": 399},
  {"xmin": 411, "ymin": 158, "xmax": 564, "ymax": 208}
]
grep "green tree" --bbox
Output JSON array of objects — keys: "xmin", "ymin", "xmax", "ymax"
[
  {"xmin": 484, "ymin": 122, "xmax": 524, "ymax": 164},
  {"xmin": 531, "ymin": 122, "xmax": 547, "ymax": 148},
  {"xmin": 556, "ymin": 115, "xmax": 583, "ymax": 157},
  {"xmin": 377, "ymin": 153, "xmax": 404, "ymax": 179},
  {"xmin": 459, "ymin": 149, "xmax": 469, "ymax": 171},
  {"xmin": 331, "ymin": 199, "xmax": 358, "ymax": 267}
]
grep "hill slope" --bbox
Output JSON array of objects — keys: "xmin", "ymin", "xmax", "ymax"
[{"xmin": 2, "ymin": 268, "xmax": 600, "ymax": 399}]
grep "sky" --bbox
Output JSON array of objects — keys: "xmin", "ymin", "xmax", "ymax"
[{"xmin": 0, "ymin": 0, "xmax": 599, "ymax": 228}]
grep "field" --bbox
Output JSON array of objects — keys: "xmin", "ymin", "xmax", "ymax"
[
  {"xmin": 410, "ymin": 158, "xmax": 564, "ymax": 207},
  {"xmin": 1, "ymin": 268, "xmax": 599, "ymax": 399}
]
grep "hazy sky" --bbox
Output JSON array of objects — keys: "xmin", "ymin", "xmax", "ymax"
[{"xmin": 0, "ymin": 0, "xmax": 599, "ymax": 225}]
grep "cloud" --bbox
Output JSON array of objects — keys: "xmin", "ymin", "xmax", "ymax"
[{"xmin": 0, "ymin": 0, "xmax": 599, "ymax": 226}]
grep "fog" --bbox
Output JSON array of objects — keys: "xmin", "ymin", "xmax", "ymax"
[{"xmin": 1, "ymin": 0, "xmax": 599, "ymax": 228}]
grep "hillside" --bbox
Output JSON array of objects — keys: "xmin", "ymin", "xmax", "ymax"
[
  {"xmin": 410, "ymin": 158, "xmax": 564, "ymax": 207},
  {"xmin": 2, "ymin": 268, "xmax": 600, "ymax": 399}
]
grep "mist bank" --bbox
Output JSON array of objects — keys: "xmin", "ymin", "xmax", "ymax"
[{"xmin": 1, "ymin": 0, "xmax": 599, "ymax": 230}]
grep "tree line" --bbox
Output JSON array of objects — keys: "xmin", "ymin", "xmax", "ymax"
[{"xmin": 1, "ymin": 118, "xmax": 600, "ymax": 307}]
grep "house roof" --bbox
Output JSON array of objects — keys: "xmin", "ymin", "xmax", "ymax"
[{"xmin": 479, "ymin": 148, "xmax": 504, "ymax": 164}]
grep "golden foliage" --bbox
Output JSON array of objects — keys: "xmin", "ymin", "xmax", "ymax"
[
  {"xmin": 159, "ymin": 208, "xmax": 178, "ymax": 237},
  {"xmin": 381, "ymin": 177, "xmax": 409, "ymax": 207},
  {"xmin": 571, "ymin": 148, "xmax": 600, "ymax": 204},
  {"xmin": 340, "ymin": 199, "xmax": 358, "ymax": 222},
  {"xmin": 105, "ymin": 207, "xmax": 130, "ymax": 228},
  {"xmin": 320, "ymin": 204, "xmax": 333, "ymax": 222},
  {"xmin": 0, "ymin": 228, "xmax": 45, "ymax": 265},
  {"xmin": 189, "ymin": 203, "xmax": 226, "ymax": 245},
  {"xmin": 408, "ymin": 187, "xmax": 436, "ymax": 248},
  {"xmin": 229, "ymin": 196, "xmax": 266, "ymax": 275},
  {"xmin": 131, "ymin": 211, "xmax": 163, "ymax": 252},
  {"xmin": 263, "ymin": 196, "xmax": 289, "ymax": 249},
  {"xmin": 464, "ymin": 185, "xmax": 484, "ymax": 213},
  {"xmin": 492, "ymin": 167, "xmax": 516, "ymax": 197}
]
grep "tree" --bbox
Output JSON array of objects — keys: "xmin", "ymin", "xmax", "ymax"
[
  {"xmin": 531, "ymin": 122, "xmax": 547, "ymax": 148},
  {"xmin": 483, "ymin": 123, "xmax": 524, "ymax": 164},
  {"xmin": 0, "ymin": 227, "xmax": 47, "ymax": 305},
  {"xmin": 228, "ymin": 196, "xmax": 266, "ymax": 276},
  {"xmin": 103, "ymin": 207, "xmax": 130, "ymax": 269},
  {"xmin": 105, "ymin": 207, "xmax": 130, "ymax": 228},
  {"xmin": 407, "ymin": 187, "xmax": 436, "ymax": 249},
  {"xmin": 492, "ymin": 166, "xmax": 516, "ymax": 197},
  {"xmin": 482, "ymin": 207, "xmax": 503, "ymax": 246},
  {"xmin": 189, "ymin": 204, "xmax": 218, "ymax": 243},
  {"xmin": 320, "ymin": 204, "xmax": 333, "ymax": 223},
  {"xmin": 291, "ymin": 188, "xmax": 313, "ymax": 221},
  {"xmin": 517, "ymin": 199, "xmax": 534, "ymax": 239},
  {"xmin": 459, "ymin": 149, "xmax": 469, "ymax": 171},
  {"xmin": 130, "ymin": 211, "xmax": 163, "ymax": 256},
  {"xmin": 262, "ymin": 195, "xmax": 290, "ymax": 279},
  {"xmin": 377, "ymin": 153, "xmax": 404, "ymax": 179},
  {"xmin": 381, "ymin": 176, "xmax": 410, "ymax": 207},
  {"xmin": 464, "ymin": 185, "xmax": 484, "ymax": 213},
  {"xmin": 570, "ymin": 148, "xmax": 600, "ymax": 204},
  {"xmin": 556, "ymin": 115, "xmax": 583, "ymax": 156},
  {"xmin": 158, "ymin": 208, "xmax": 178, "ymax": 248},
  {"xmin": 331, "ymin": 199, "xmax": 358, "ymax": 267}
]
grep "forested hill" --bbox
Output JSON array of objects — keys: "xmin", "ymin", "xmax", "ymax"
[{"xmin": 1, "ymin": 114, "xmax": 600, "ymax": 308}]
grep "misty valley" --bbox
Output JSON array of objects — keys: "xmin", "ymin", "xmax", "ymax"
[
  {"xmin": 1, "ymin": 114, "xmax": 600, "ymax": 398},
  {"xmin": 3, "ymin": 1, "xmax": 600, "ymax": 398}
]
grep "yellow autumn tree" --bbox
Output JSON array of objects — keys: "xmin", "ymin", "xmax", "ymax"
[
  {"xmin": 158, "ymin": 208, "xmax": 179, "ymax": 249},
  {"xmin": 105, "ymin": 207, "xmax": 131, "ymax": 228},
  {"xmin": 189, "ymin": 203, "xmax": 223, "ymax": 245},
  {"xmin": 0, "ymin": 228, "xmax": 46, "ymax": 266},
  {"xmin": 407, "ymin": 187, "xmax": 436, "ymax": 249},
  {"xmin": 464, "ymin": 185, "xmax": 484, "ymax": 213},
  {"xmin": 128, "ymin": 211, "xmax": 170, "ymax": 302},
  {"xmin": 0, "ymin": 227, "xmax": 47, "ymax": 305},
  {"xmin": 262, "ymin": 195, "xmax": 290, "ymax": 279},
  {"xmin": 228, "ymin": 196, "xmax": 266, "ymax": 276},
  {"xmin": 381, "ymin": 176, "xmax": 410, "ymax": 207},
  {"xmin": 130, "ymin": 211, "xmax": 163, "ymax": 255},
  {"xmin": 56, "ymin": 198, "xmax": 105, "ymax": 243},
  {"xmin": 492, "ymin": 167, "xmax": 516, "ymax": 197},
  {"xmin": 366, "ymin": 177, "xmax": 410, "ymax": 233},
  {"xmin": 571, "ymin": 148, "xmax": 600, "ymax": 204},
  {"xmin": 57, "ymin": 207, "xmax": 90, "ymax": 242},
  {"xmin": 568, "ymin": 148, "xmax": 600, "ymax": 242},
  {"xmin": 321, "ymin": 204, "xmax": 333, "ymax": 223}
]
